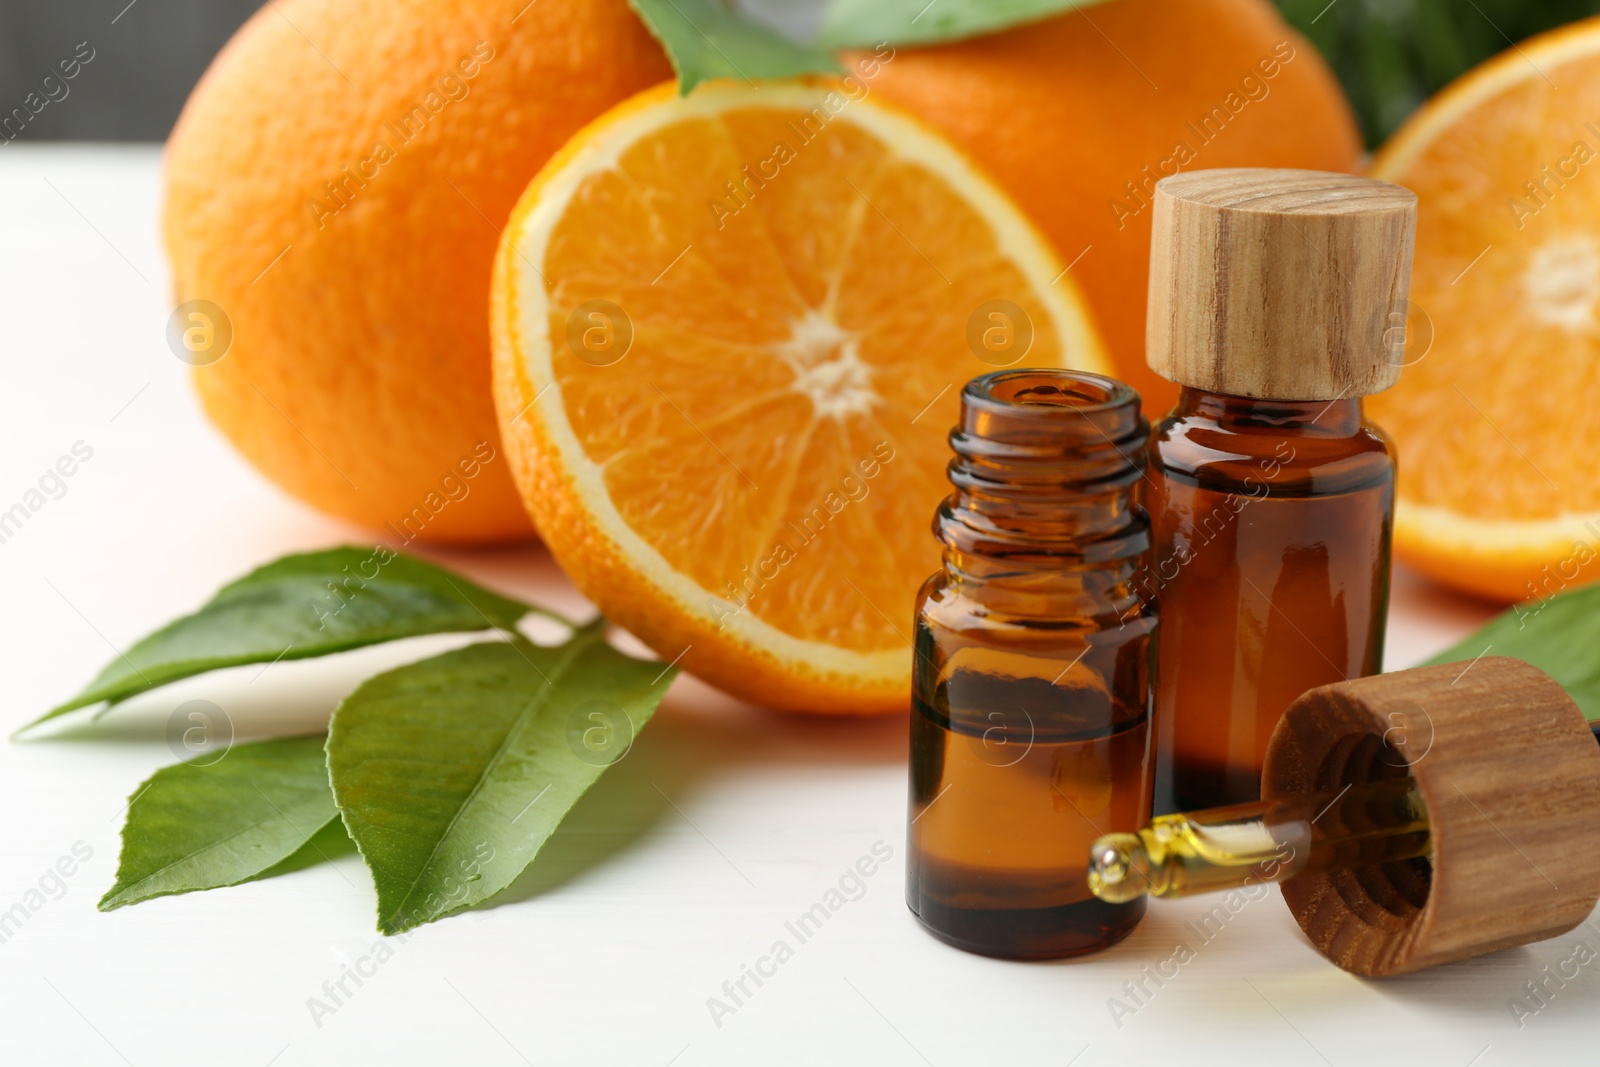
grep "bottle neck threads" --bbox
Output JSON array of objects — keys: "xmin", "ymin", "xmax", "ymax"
[{"xmin": 938, "ymin": 370, "xmax": 1150, "ymax": 585}]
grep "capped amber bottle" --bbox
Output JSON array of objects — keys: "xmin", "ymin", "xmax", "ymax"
[
  {"xmin": 1143, "ymin": 169, "xmax": 1417, "ymax": 813},
  {"xmin": 906, "ymin": 369, "xmax": 1156, "ymax": 959}
]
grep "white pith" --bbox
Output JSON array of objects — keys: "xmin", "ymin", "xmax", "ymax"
[
  {"xmin": 1524, "ymin": 236, "xmax": 1600, "ymax": 330},
  {"xmin": 1400, "ymin": 499, "xmax": 1600, "ymax": 555},
  {"xmin": 1376, "ymin": 26, "xmax": 1600, "ymax": 178},
  {"xmin": 776, "ymin": 309, "xmax": 876, "ymax": 419}
]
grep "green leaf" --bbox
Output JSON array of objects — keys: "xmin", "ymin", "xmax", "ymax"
[
  {"xmin": 817, "ymin": 0, "xmax": 1106, "ymax": 48},
  {"xmin": 629, "ymin": 0, "xmax": 840, "ymax": 93},
  {"xmin": 328, "ymin": 628, "xmax": 674, "ymax": 934},
  {"xmin": 1422, "ymin": 583, "xmax": 1600, "ymax": 721},
  {"xmin": 100, "ymin": 735, "xmax": 340, "ymax": 910},
  {"xmin": 258, "ymin": 815, "xmax": 359, "ymax": 877},
  {"xmin": 23, "ymin": 547, "xmax": 550, "ymax": 733}
]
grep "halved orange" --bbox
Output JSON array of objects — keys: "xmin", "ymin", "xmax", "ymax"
[
  {"xmin": 1369, "ymin": 18, "xmax": 1600, "ymax": 603},
  {"xmin": 491, "ymin": 79, "xmax": 1108, "ymax": 713}
]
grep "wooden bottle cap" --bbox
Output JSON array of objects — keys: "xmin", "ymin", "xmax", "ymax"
[
  {"xmin": 1262, "ymin": 658, "xmax": 1600, "ymax": 977},
  {"xmin": 1146, "ymin": 168, "xmax": 1417, "ymax": 401}
]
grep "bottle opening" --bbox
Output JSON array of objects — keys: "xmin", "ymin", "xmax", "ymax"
[
  {"xmin": 956, "ymin": 370, "xmax": 1146, "ymax": 460},
  {"xmin": 969, "ymin": 370, "xmax": 1134, "ymax": 416}
]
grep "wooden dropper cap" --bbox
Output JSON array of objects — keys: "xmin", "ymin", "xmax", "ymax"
[
  {"xmin": 1146, "ymin": 168, "xmax": 1417, "ymax": 401},
  {"xmin": 1262, "ymin": 658, "xmax": 1600, "ymax": 977}
]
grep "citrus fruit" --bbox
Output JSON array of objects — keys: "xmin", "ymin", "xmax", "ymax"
[
  {"xmin": 491, "ymin": 80, "xmax": 1110, "ymax": 713},
  {"xmin": 859, "ymin": 0, "xmax": 1362, "ymax": 417},
  {"xmin": 1369, "ymin": 17, "xmax": 1600, "ymax": 602},
  {"xmin": 164, "ymin": 0, "xmax": 670, "ymax": 542}
]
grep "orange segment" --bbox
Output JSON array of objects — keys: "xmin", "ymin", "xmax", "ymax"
[
  {"xmin": 492, "ymin": 80, "xmax": 1109, "ymax": 712},
  {"xmin": 1370, "ymin": 18, "xmax": 1600, "ymax": 602}
]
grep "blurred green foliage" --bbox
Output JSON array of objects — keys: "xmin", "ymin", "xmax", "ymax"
[{"xmin": 1275, "ymin": 0, "xmax": 1600, "ymax": 147}]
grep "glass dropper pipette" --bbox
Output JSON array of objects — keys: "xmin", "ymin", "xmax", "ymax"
[{"xmin": 1089, "ymin": 721, "xmax": 1600, "ymax": 904}]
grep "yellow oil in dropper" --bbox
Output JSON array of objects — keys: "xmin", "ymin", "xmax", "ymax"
[
  {"xmin": 1089, "ymin": 776, "xmax": 1430, "ymax": 903},
  {"xmin": 1093, "ymin": 720, "xmax": 1600, "ymax": 903}
]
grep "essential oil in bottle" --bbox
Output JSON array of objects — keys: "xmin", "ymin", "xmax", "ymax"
[
  {"xmin": 906, "ymin": 369, "xmax": 1156, "ymax": 959},
  {"xmin": 1142, "ymin": 168, "xmax": 1417, "ymax": 813}
]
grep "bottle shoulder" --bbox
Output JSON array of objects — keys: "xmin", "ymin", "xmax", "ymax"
[
  {"xmin": 916, "ymin": 567, "xmax": 1155, "ymax": 636},
  {"xmin": 1151, "ymin": 410, "xmax": 1395, "ymax": 497}
]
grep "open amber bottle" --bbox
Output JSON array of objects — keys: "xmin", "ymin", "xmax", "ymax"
[
  {"xmin": 906, "ymin": 369, "xmax": 1156, "ymax": 959},
  {"xmin": 1142, "ymin": 169, "xmax": 1417, "ymax": 813}
]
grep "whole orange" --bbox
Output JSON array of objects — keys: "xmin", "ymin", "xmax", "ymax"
[
  {"xmin": 164, "ymin": 0, "xmax": 670, "ymax": 542},
  {"xmin": 859, "ymin": 0, "xmax": 1362, "ymax": 417}
]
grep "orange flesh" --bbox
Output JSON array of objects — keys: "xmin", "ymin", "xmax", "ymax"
[
  {"xmin": 1371, "ymin": 44, "xmax": 1600, "ymax": 521},
  {"xmin": 540, "ymin": 106, "xmax": 1071, "ymax": 650}
]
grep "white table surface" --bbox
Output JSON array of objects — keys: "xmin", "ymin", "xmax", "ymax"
[{"xmin": 1, "ymin": 145, "xmax": 1589, "ymax": 1067}]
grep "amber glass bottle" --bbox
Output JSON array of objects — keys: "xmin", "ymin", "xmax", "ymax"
[
  {"xmin": 906, "ymin": 369, "xmax": 1156, "ymax": 959},
  {"xmin": 1146, "ymin": 390, "xmax": 1395, "ymax": 811},
  {"xmin": 1143, "ymin": 168, "xmax": 1417, "ymax": 813}
]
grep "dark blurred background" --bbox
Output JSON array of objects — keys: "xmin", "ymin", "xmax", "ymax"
[
  {"xmin": 0, "ymin": 0, "xmax": 262, "ymax": 140},
  {"xmin": 2, "ymin": 0, "xmax": 1598, "ymax": 146},
  {"xmin": 1280, "ymin": 0, "xmax": 1600, "ymax": 145}
]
